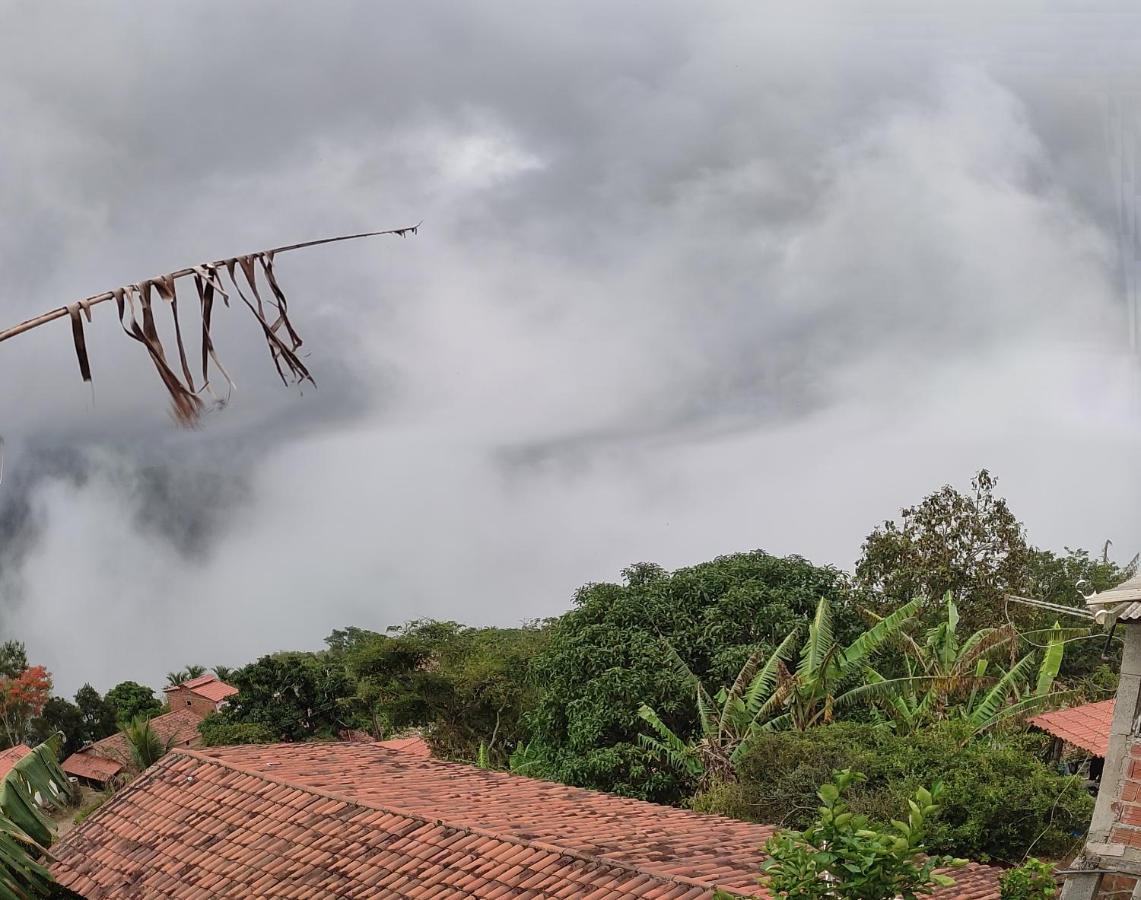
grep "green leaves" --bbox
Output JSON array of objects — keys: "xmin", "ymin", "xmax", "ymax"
[
  {"xmin": 762, "ymin": 770, "xmax": 963, "ymax": 900},
  {"xmin": 0, "ymin": 736, "xmax": 79, "ymax": 899}
]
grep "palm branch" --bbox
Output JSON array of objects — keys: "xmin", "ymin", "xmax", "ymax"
[
  {"xmin": 0, "ymin": 226, "xmax": 418, "ymax": 426},
  {"xmin": 967, "ymin": 653, "xmax": 1038, "ymax": 728},
  {"xmin": 835, "ymin": 598, "xmax": 920, "ymax": 681},
  {"xmin": 636, "ymin": 705, "xmax": 702, "ymax": 777}
]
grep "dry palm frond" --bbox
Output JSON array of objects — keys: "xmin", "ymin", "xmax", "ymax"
[{"xmin": 0, "ymin": 225, "xmax": 419, "ymax": 426}]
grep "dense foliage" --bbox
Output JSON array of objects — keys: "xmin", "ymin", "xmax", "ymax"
[
  {"xmin": 104, "ymin": 681, "xmax": 162, "ymax": 725},
  {"xmin": 338, "ymin": 620, "xmax": 549, "ymax": 764},
  {"xmin": 527, "ymin": 552, "xmax": 862, "ymax": 801},
  {"xmin": 693, "ymin": 723, "xmax": 1092, "ymax": 864},
  {"xmin": 209, "ymin": 653, "xmax": 353, "ymax": 742},
  {"xmin": 999, "ymin": 858, "xmax": 1057, "ymax": 900},
  {"xmin": 757, "ymin": 770, "xmax": 964, "ymax": 900}
]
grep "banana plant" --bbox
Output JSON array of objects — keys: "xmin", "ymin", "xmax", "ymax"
[
  {"xmin": 867, "ymin": 595, "xmax": 1019, "ymax": 733},
  {"xmin": 765, "ymin": 596, "xmax": 923, "ymax": 732},
  {"xmin": 964, "ymin": 621, "xmax": 1073, "ymax": 734},
  {"xmin": 0, "ymin": 735, "xmax": 80, "ymax": 899},
  {"xmin": 638, "ymin": 630, "xmax": 800, "ymax": 789},
  {"xmin": 638, "ymin": 596, "xmax": 923, "ymax": 786},
  {"xmin": 868, "ymin": 597, "xmax": 1074, "ymax": 736}
]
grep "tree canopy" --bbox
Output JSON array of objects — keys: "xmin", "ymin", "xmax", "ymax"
[
  {"xmin": 105, "ymin": 681, "xmax": 162, "ymax": 726},
  {"xmin": 527, "ymin": 551, "xmax": 862, "ymax": 802}
]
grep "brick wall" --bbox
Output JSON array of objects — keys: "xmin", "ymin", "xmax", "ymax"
[
  {"xmin": 163, "ymin": 686, "xmax": 217, "ymax": 720},
  {"xmin": 1096, "ymin": 873, "xmax": 1139, "ymax": 897}
]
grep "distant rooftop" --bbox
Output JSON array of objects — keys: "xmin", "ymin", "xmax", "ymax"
[
  {"xmin": 1030, "ymin": 698, "xmax": 1114, "ymax": 758},
  {"xmin": 0, "ymin": 744, "xmax": 31, "ymax": 779},
  {"xmin": 163, "ymin": 672, "xmax": 238, "ymax": 703}
]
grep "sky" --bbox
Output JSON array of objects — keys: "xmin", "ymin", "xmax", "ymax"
[{"xmin": 2, "ymin": 2, "xmax": 1141, "ymax": 693}]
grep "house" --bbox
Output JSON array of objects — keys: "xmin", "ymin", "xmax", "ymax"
[
  {"xmin": 0, "ymin": 743, "xmax": 31, "ymax": 779},
  {"xmin": 162, "ymin": 672, "xmax": 238, "ymax": 718},
  {"xmin": 1059, "ymin": 573, "xmax": 1141, "ymax": 898},
  {"xmin": 49, "ymin": 741, "xmax": 1002, "ymax": 898},
  {"xmin": 61, "ymin": 707, "xmax": 205, "ymax": 787},
  {"xmin": 61, "ymin": 674, "xmax": 237, "ymax": 787}
]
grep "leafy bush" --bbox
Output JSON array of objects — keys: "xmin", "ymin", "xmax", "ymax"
[
  {"xmin": 197, "ymin": 714, "xmax": 275, "ymax": 747},
  {"xmin": 758, "ymin": 770, "xmax": 964, "ymax": 900},
  {"xmin": 999, "ymin": 859, "xmax": 1057, "ymax": 900},
  {"xmin": 693, "ymin": 722, "xmax": 1091, "ymax": 864}
]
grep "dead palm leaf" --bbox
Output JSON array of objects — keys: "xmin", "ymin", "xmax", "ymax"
[{"xmin": 0, "ymin": 225, "xmax": 419, "ymax": 426}]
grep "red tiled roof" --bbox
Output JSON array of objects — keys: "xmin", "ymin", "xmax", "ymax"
[
  {"xmin": 377, "ymin": 734, "xmax": 432, "ymax": 757},
  {"xmin": 60, "ymin": 707, "xmax": 205, "ymax": 784},
  {"xmin": 50, "ymin": 741, "xmax": 1001, "ymax": 898},
  {"xmin": 0, "ymin": 744, "xmax": 31, "ymax": 778},
  {"xmin": 163, "ymin": 673, "xmax": 238, "ymax": 703},
  {"xmin": 85, "ymin": 707, "xmax": 204, "ymax": 767},
  {"xmin": 61, "ymin": 752, "xmax": 123, "ymax": 784},
  {"xmin": 1030, "ymin": 698, "xmax": 1114, "ymax": 758}
]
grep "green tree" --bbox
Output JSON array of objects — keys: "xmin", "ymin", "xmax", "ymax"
[
  {"xmin": 73, "ymin": 684, "xmax": 116, "ymax": 743},
  {"xmin": 0, "ymin": 642, "xmax": 27, "ymax": 680},
  {"xmin": 759, "ymin": 770, "xmax": 964, "ymax": 900},
  {"xmin": 105, "ymin": 681, "xmax": 162, "ymax": 726},
  {"xmin": 866, "ymin": 597, "xmax": 1071, "ymax": 734},
  {"xmin": 528, "ymin": 551, "xmax": 862, "ymax": 802},
  {"xmin": 211, "ymin": 666, "xmax": 234, "ymax": 683},
  {"xmin": 220, "ymin": 653, "xmax": 352, "ymax": 741},
  {"xmin": 1022, "ymin": 546, "xmax": 1133, "ymax": 679},
  {"xmin": 856, "ymin": 470, "xmax": 1030, "ymax": 631},
  {"xmin": 637, "ymin": 631, "xmax": 800, "ymax": 789},
  {"xmin": 28, "ymin": 698, "xmax": 85, "ymax": 756},
  {"xmin": 339, "ymin": 620, "xmax": 547, "ymax": 763}
]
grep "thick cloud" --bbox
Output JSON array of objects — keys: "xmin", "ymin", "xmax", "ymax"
[{"xmin": 1, "ymin": 2, "xmax": 1140, "ymax": 692}]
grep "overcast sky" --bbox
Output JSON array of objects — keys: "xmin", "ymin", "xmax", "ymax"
[{"xmin": 2, "ymin": 2, "xmax": 1141, "ymax": 694}]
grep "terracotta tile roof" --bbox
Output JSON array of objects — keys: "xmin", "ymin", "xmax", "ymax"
[
  {"xmin": 377, "ymin": 734, "xmax": 432, "ymax": 757},
  {"xmin": 60, "ymin": 707, "xmax": 205, "ymax": 783},
  {"xmin": 0, "ymin": 744, "xmax": 31, "ymax": 778},
  {"xmin": 61, "ymin": 751, "xmax": 123, "ymax": 784},
  {"xmin": 85, "ymin": 707, "xmax": 205, "ymax": 768},
  {"xmin": 1030, "ymin": 698, "xmax": 1114, "ymax": 757},
  {"xmin": 163, "ymin": 672, "xmax": 238, "ymax": 703},
  {"xmin": 52, "ymin": 741, "xmax": 1000, "ymax": 898}
]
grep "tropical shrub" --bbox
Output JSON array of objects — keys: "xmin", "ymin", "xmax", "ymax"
[
  {"xmin": 999, "ymin": 858, "xmax": 1057, "ymax": 900},
  {"xmin": 637, "ymin": 597, "xmax": 919, "ymax": 788},
  {"xmin": 197, "ymin": 714, "xmax": 275, "ymax": 747},
  {"xmin": 868, "ymin": 597, "xmax": 1072, "ymax": 735},
  {"xmin": 759, "ymin": 770, "xmax": 964, "ymax": 900},
  {"xmin": 693, "ymin": 723, "xmax": 1091, "ymax": 864},
  {"xmin": 123, "ymin": 717, "xmax": 173, "ymax": 769}
]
